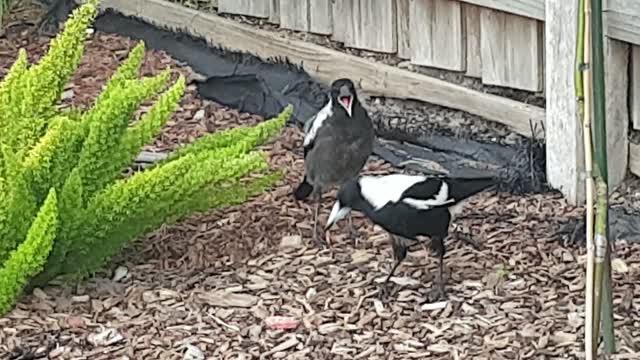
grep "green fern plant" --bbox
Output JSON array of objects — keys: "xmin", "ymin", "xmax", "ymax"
[{"xmin": 0, "ymin": 0, "xmax": 290, "ymax": 315}]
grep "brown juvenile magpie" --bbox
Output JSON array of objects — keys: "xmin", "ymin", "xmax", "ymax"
[
  {"xmin": 294, "ymin": 78, "xmax": 374, "ymax": 248},
  {"xmin": 324, "ymin": 173, "xmax": 497, "ymax": 301}
]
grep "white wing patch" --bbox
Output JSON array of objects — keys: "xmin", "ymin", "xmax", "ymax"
[
  {"xmin": 401, "ymin": 181, "xmax": 454, "ymax": 210},
  {"xmin": 303, "ymin": 98, "xmax": 333, "ymax": 147},
  {"xmin": 359, "ymin": 174, "xmax": 426, "ymax": 211}
]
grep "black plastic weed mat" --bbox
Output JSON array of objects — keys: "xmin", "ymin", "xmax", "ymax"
[{"xmin": 45, "ymin": 2, "xmax": 640, "ymax": 243}]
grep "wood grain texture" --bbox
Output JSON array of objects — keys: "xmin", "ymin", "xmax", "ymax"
[
  {"xmin": 544, "ymin": 0, "xmax": 584, "ymax": 205},
  {"xmin": 268, "ymin": 0, "xmax": 280, "ymax": 24},
  {"xmin": 309, "ymin": 0, "xmax": 333, "ymax": 34},
  {"xmin": 630, "ymin": 143, "xmax": 640, "ymax": 177},
  {"xmin": 464, "ymin": 3, "xmax": 482, "ymax": 78},
  {"xmin": 396, "ymin": 0, "xmax": 411, "ymax": 59},
  {"xmin": 604, "ymin": 10, "xmax": 640, "ymax": 46},
  {"xmin": 604, "ymin": 38, "xmax": 629, "ymax": 188},
  {"xmin": 92, "ymin": 0, "xmax": 545, "ymax": 138},
  {"xmin": 480, "ymin": 8, "xmax": 542, "ymax": 91},
  {"xmin": 604, "ymin": 0, "xmax": 640, "ymax": 45},
  {"xmin": 349, "ymin": 0, "xmax": 397, "ymax": 53},
  {"xmin": 631, "ymin": 45, "xmax": 640, "ymax": 130},
  {"xmin": 410, "ymin": 0, "xmax": 464, "ymax": 71},
  {"xmin": 605, "ymin": 0, "xmax": 640, "ymax": 16},
  {"xmin": 218, "ymin": 0, "xmax": 269, "ymax": 17},
  {"xmin": 331, "ymin": 0, "xmax": 355, "ymax": 43},
  {"xmin": 279, "ymin": 0, "xmax": 309, "ymax": 31},
  {"xmin": 458, "ymin": 0, "xmax": 544, "ymax": 20}
]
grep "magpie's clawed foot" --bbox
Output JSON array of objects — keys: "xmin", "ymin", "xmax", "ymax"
[
  {"xmin": 456, "ymin": 233, "xmax": 481, "ymax": 250},
  {"xmin": 312, "ymin": 228, "xmax": 329, "ymax": 249},
  {"xmin": 347, "ymin": 226, "xmax": 363, "ymax": 246},
  {"xmin": 427, "ymin": 284, "xmax": 447, "ymax": 302},
  {"xmin": 378, "ymin": 282, "xmax": 399, "ymax": 303}
]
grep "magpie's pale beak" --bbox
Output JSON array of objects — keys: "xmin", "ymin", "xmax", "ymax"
[
  {"xmin": 338, "ymin": 86, "xmax": 353, "ymax": 117},
  {"xmin": 325, "ymin": 200, "xmax": 352, "ymax": 231}
]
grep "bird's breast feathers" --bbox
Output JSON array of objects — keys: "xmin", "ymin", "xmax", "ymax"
[{"xmin": 359, "ymin": 174, "xmax": 455, "ymax": 211}]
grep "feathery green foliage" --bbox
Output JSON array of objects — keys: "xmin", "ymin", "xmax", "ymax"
[
  {"xmin": 0, "ymin": 146, "xmax": 37, "ymax": 265},
  {"xmin": 7, "ymin": 0, "xmax": 99, "ymax": 157},
  {"xmin": 0, "ymin": 0, "xmax": 290, "ymax": 314},
  {"xmin": 23, "ymin": 116, "xmax": 83, "ymax": 203},
  {"xmin": 167, "ymin": 105, "xmax": 292, "ymax": 163},
  {"xmin": 0, "ymin": 48, "xmax": 28, "ymax": 143},
  {"xmin": 0, "ymin": 188, "xmax": 58, "ymax": 314}
]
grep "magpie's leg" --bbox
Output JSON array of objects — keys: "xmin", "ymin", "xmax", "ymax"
[
  {"xmin": 379, "ymin": 234, "xmax": 409, "ymax": 301},
  {"xmin": 347, "ymin": 214, "xmax": 361, "ymax": 246},
  {"xmin": 311, "ymin": 191, "xmax": 328, "ymax": 248},
  {"xmin": 428, "ymin": 236, "xmax": 447, "ymax": 302}
]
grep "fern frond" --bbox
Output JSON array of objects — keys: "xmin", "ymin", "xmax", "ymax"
[
  {"xmin": 64, "ymin": 148, "xmax": 269, "ymax": 274},
  {"xmin": 0, "ymin": 187, "xmax": 58, "ymax": 314},
  {"xmin": 0, "ymin": 146, "xmax": 37, "ymax": 265},
  {"xmin": 165, "ymin": 104, "xmax": 292, "ymax": 163},
  {"xmin": 76, "ymin": 71, "xmax": 170, "ymax": 199},
  {"xmin": 23, "ymin": 116, "xmax": 84, "ymax": 203}
]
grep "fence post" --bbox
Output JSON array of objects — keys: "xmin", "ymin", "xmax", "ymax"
[{"xmin": 545, "ymin": 0, "xmax": 585, "ymax": 205}]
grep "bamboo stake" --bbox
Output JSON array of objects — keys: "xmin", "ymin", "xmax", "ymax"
[
  {"xmin": 580, "ymin": 0, "xmax": 596, "ymax": 358},
  {"xmin": 592, "ymin": 178, "xmax": 609, "ymax": 349},
  {"xmin": 590, "ymin": 0, "xmax": 616, "ymax": 352}
]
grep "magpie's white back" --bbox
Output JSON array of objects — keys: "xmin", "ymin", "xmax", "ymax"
[
  {"xmin": 358, "ymin": 174, "xmax": 427, "ymax": 210},
  {"xmin": 359, "ymin": 173, "xmax": 460, "ymax": 211}
]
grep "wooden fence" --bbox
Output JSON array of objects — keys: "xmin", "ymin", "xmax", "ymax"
[
  {"xmin": 212, "ymin": 0, "xmax": 640, "ymax": 205},
  {"xmin": 217, "ymin": 0, "xmax": 547, "ymax": 91},
  {"xmin": 91, "ymin": 0, "xmax": 640, "ymax": 205}
]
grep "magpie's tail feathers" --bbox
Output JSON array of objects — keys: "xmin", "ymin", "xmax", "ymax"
[
  {"xmin": 449, "ymin": 176, "xmax": 500, "ymax": 200},
  {"xmin": 293, "ymin": 176, "xmax": 314, "ymax": 200}
]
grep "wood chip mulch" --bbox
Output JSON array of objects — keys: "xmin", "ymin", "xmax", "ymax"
[{"xmin": 1, "ymin": 25, "xmax": 639, "ymax": 360}]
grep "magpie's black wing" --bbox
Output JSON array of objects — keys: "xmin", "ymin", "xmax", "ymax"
[
  {"xmin": 399, "ymin": 177, "xmax": 455, "ymax": 210},
  {"xmin": 401, "ymin": 176, "xmax": 497, "ymax": 210}
]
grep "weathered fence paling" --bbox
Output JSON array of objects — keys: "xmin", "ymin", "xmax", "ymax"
[{"xmin": 544, "ymin": 0, "xmax": 584, "ymax": 204}]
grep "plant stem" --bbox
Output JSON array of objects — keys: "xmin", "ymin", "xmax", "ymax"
[
  {"xmin": 590, "ymin": 0, "xmax": 616, "ymax": 353},
  {"xmin": 580, "ymin": 0, "xmax": 595, "ymax": 358}
]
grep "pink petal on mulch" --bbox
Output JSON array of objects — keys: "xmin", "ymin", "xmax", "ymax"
[{"xmin": 264, "ymin": 316, "xmax": 300, "ymax": 330}]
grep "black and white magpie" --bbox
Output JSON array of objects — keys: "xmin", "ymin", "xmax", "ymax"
[
  {"xmin": 292, "ymin": 78, "xmax": 375, "ymax": 248},
  {"xmin": 324, "ymin": 173, "xmax": 498, "ymax": 300}
]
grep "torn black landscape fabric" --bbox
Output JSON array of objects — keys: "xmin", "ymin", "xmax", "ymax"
[{"xmin": 92, "ymin": 10, "xmax": 328, "ymax": 124}]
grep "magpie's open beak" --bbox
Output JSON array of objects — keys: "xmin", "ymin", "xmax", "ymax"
[
  {"xmin": 325, "ymin": 201, "xmax": 351, "ymax": 231},
  {"xmin": 338, "ymin": 86, "xmax": 353, "ymax": 117}
]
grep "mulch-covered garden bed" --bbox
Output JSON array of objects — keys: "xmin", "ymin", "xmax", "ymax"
[{"xmin": 1, "ymin": 20, "xmax": 639, "ymax": 360}]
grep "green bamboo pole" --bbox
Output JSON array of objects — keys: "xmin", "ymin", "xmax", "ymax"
[
  {"xmin": 575, "ymin": 0, "xmax": 585, "ymax": 113},
  {"xmin": 590, "ymin": 0, "xmax": 616, "ymax": 353},
  {"xmin": 579, "ymin": 0, "xmax": 596, "ymax": 357}
]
